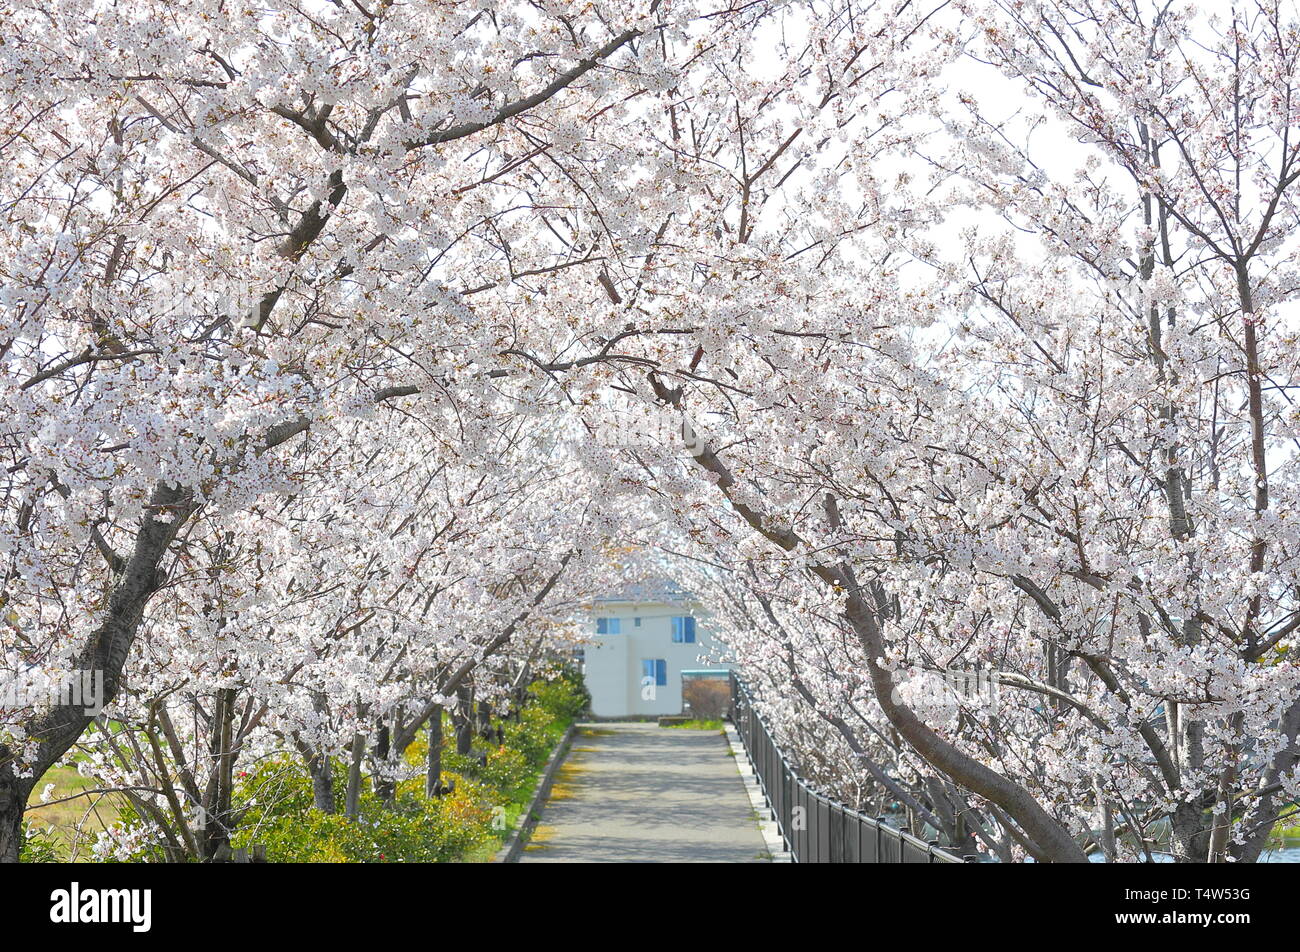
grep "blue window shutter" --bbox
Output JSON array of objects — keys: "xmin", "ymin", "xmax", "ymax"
[
  {"xmin": 684, "ymin": 617, "xmax": 696, "ymax": 643},
  {"xmin": 596, "ymin": 617, "xmax": 607, "ymax": 635},
  {"xmin": 656, "ymin": 659, "xmax": 667, "ymax": 686}
]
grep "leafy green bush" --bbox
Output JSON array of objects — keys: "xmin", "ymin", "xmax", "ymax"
[
  {"xmin": 477, "ymin": 743, "xmax": 532, "ymax": 793},
  {"xmin": 226, "ymin": 671, "xmax": 583, "ymax": 862},
  {"xmin": 18, "ymin": 821, "xmax": 60, "ymax": 863},
  {"xmin": 231, "ymin": 759, "xmax": 498, "ymax": 863},
  {"xmin": 528, "ymin": 667, "xmax": 590, "ymax": 722},
  {"xmin": 502, "ymin": 705, "xmax": 564, "ymax": 768}
]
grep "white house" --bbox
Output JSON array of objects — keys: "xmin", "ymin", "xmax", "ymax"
[{"xmin": 578, "ymin": 581, "xmax": 732, "ymax": 718}]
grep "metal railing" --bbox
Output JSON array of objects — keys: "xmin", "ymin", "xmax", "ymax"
[{"xmin": 730, "ymin": 674, "xmax": 968, "ymax": 864}]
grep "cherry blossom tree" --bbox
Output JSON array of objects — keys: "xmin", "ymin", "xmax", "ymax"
[
  {"xmin": 0, "ymin": 0, "xmax": 727, "ymax": 861},
  {"xmin": 6, "ymin": 0, "xmax": 1299, "ymax": 866},
  {"xmin": 73, "ymin": 406, "xmax": 600, "ymax": 860},
  {"xmin": 540, "ymin": 0, "xmax": 1300, "ymax": 862}
]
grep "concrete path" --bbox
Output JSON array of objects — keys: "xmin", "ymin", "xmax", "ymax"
[{"xmin": 519, "ymin": 722, "xmax": 771, "ymax": 863}]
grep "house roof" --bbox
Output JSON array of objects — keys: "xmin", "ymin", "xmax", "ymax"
[{"xmin": 595, "ymin": 577, "xmax": 695, "ymax": 605}]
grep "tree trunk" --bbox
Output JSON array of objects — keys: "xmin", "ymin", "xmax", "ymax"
[
  {"xmin": 424, "ymin": 706, "xmax": 444, "ymax": 798},
  {"xmin": 1235, "ymin": 694, "xmax": 1300, "ymax": 862},
  {"xmin": 290, "ymin": 727, "xmax": 336, "ymax": 814},
  {"xmin": 0, "ymin": 482, "xmax": 196, "ymax": 863},
  {"xmin": 840, "ymin": 581, "xmax": 1087, "ymax": 862},
  {"xmin": 372, "ymin": 720, "xmax": 395, "ymax": 805},
  {"xmin": 344, "ymin": 731, "xmax": 365, "ymax": 819},
  {"xmin": 454, "ymin": 684, "xmax": 474, "ymax": 756},
  {"xmin": 308, "ymin": 752, "xmax": 334, "ymax": 813},
  {"xmin": 0, "ymin": 756, "xmax": 26, "ymax": 864},
  {"xmin": 199, "ymin": 687, "xmax": 238, "ymax": 861},
  {"xmin": 295, "ymin": 691, "xmax": 336, "ymax": 813}
]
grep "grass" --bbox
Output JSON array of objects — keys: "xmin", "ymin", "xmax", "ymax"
[
  {"xmin": 24, "ymin": 763, "xmax": 124, "ymax": 861},
  {"xmin": 457, "ymin": 726, "xmax": 578, "ymax": 862},
  {"xmin": 660, "ymin": 718, "xmax": 725, "ymax": 730},
  {"xmin": 475, "ymin": 726, "xmax": 584, "ymax": 862}
]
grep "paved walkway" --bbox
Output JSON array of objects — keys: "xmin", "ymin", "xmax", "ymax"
[{"xmin": 519, "ymin": 722, "xmax": 771, "ymax": 863}]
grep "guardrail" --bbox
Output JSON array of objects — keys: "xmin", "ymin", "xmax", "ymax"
[{"xmin": 730, "ymin": 674, "xmax": 969, "ymax": 864}]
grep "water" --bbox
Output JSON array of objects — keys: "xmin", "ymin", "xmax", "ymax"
[
  {"xmin": 1260, "ymin": 845, "xmax": 1300, "ymax": 863},
  {"xmin": 1084, "ymin": 845, "xmax": 1300, "ymax": 862}
]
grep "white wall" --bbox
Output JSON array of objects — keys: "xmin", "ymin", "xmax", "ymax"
[{"xmin": 581, "ymin": 601, "xmax": 729, "ymax": 717}]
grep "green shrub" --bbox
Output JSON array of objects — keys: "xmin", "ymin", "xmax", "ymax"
[
  {"xmin": 527, "ymin": 667, "xmax": 589, "ymax": 722},
  {"xmin": 231, "ymin": 759, "xmax": 499, "ymax": 863},
  {"xmin": 502, "ymin": 705, "xmax": 561, "ymax": 768},
  {"xmin": 478, "ymin": 744, "xmax": 532, "ymax": 794},
  {"xmin": 18, "ymin": 821, "xmax": 60, "ymax": 863}
]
